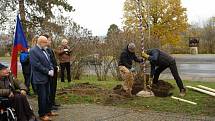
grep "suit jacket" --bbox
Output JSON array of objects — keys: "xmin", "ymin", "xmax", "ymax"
[{"xmin": 30, "ymin": 45, "xmax": 53, "ymax": 84}]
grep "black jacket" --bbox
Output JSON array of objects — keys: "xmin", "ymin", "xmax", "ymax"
[
  {"xmin": 118, "ymin": 46, "xmax": 143, "ymax": 69},
  {"xmin": 146, "ymin": 49, "xmax": 175, "ymax": 75},
  {"xmin": 46, "ymin": 48, "xmax": 58, "ymax": 69}
]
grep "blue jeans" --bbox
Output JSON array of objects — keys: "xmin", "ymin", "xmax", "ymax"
[{"xmin": 36, "ymin": 82, "xmax": 51, "ymax": 117}]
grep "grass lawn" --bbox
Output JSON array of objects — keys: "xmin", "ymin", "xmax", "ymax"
[
  {"xmin": 0, "ymin": 56, "xmax": 11, "ymax": 61},
  {"xmin": 117, "ymin": 80, "xmax": 215, "ymax": 116},
  {"xmin": 16, "ymin": 73, "xmax": 215, "ymax": 116}
]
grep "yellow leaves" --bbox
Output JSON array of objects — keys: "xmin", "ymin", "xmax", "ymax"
[{"xmin": 123, "ymin": 0, "xmax": 188, "ymax": 46}]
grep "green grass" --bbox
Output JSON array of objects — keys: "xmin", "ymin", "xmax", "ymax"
[
  {"xmin": 16, "ymin": 73, "xmax": 215, "ymax": 116},
  {"xmin": 0, "ymin": 56, "xmax": 11, "ymax": 61},
  {"xmin": 57, "ymin": 75, "xmax": 120, "ymax": 90},
  {"xmin": 116, "ymin": 80, "xmax": 215, "ymax": 116}
]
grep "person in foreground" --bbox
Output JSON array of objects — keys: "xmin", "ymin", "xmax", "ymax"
[
  {"xmin": 30, "ymin": 36, "xmax": 58, "ymax": 121},
  {"xmin": 0, "ymin": 63, "xmax": 36, "ymax": 121},
  {"xmin": 141, "ymin": 48, "xmax": 186, "ymax": 97}
]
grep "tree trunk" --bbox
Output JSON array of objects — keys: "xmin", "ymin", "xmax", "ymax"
[{"xmin": 18, "ymin": 0, "xmax": 27, "ymax": 34}]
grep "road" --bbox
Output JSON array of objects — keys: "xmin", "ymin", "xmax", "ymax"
[
  {"xmin": 160, "ymin": 54, "xmax": 215, "ymax": 81},
  {"xmin": 1, "ymin": 54, "xmax": 215, "ymax": 81}
]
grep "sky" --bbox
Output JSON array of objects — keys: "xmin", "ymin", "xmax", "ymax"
[{"xmin": 69, "ymin": 0, "xmax": 215, "ymax": 36}]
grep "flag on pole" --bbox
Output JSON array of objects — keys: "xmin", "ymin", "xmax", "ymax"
[{"xmin": 10, "ymin": 15, "xmax": 28, "ymax": 77}]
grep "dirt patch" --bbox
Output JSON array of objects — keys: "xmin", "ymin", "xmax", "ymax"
[
  {"xmin": 56, "ymin": 78, "xmax": 174, "ymax": 105},
  {"xmin": 57, "ymin": 82, "xmax": 110, "ymax": 96},
  {"xmin": 112, "ymin": 80, "xmax": 174, "ymax": 97},
  {"xmin": 57, "ymin": 82, "xmax": 132, "ymax": 105}
]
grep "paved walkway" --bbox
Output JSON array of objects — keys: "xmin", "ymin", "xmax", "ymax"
[
  {"xmin": 50, "ymin": 104, "xmax": 215, "ymax": 121},
  {"xmin": 29, "ymin": 98, "xmax": 215, "ymax": 121}
]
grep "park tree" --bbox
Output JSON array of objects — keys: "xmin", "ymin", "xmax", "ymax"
[
  {"xmin": 0, "ymin": 0, "xmax": 74, "ymax": 40},
  {"xmin": 185, "ymin": 17, "xmax": 215, "ymax": 54},
  {"xmin": 123, "ymin": 0, "xmax": 188, "ymax": 48},
  {"xmin": 201, "ymin": 17, "xmax": 215, "ymax": 53}
]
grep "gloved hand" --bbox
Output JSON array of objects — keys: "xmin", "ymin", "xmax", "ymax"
[
  {"xmin": 64, "ymin": 49, "xmax": 69, "ymax": 52},
  {"xmin": 129, "ymin": 67, "xmax": 135, "ymax": 72},
  {"xmin": 20, "ymin": 90, "xmax": 26, "ymax": 96},
  {"xmin": 141, "ymin": 52, "xmax": 149, "ymax": 59},
  {"xmin": 48, "ymin": 70, "xmax": 54, "ymax": 77},
  {"xmin": 9, "ymin": 92, "xmax": 14, "ymax": 98},
  {"xmin": 56, "ymin": 66, "xmax": 60, "ymax": 72}
]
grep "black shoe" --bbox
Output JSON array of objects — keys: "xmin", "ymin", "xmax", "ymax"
[{"xmin": 179, "ymin": 88, "xmax": 186, "ymax": 97}]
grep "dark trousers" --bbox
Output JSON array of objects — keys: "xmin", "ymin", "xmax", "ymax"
[
  {"xmin": 23, "ymin": 72, "xmax": 31, "ymax": 91},
  {"xmin": 24, "ymin": 73, "xmax": 37, "ymax": 95},
  {"xmin": 31, "ymin": 82, "xmax": 37, "ymax": 94},
  {"xmin": 10, "ymin": 93, "xmax": 34, "ymax": 121},
  {"xmin": 22, "ymin": 72, "xmax": 37, "ymax": 94},
  {"xmin": 60, "ymin": 62, "xmax": 71, "ymax": 82},
  {"xmin": 36, "ymin": 82, "xmax": 51, "ymax": 117},
  {"xmin": 153, "ymin": 62, "xmax": 185, "ymax": 91},
  {"xmin": 49, "ymin": 68, "xmax": 58, "ymax": 106}
]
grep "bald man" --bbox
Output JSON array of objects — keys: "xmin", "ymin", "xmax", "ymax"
[{"xmin": 30, "ymin": 36, "xmax": 58, "ymax": 121}]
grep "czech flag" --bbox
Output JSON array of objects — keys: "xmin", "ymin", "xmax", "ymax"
[{"xmin": 10, "ymin": 15, "xmax": 28, "ymax": 77}]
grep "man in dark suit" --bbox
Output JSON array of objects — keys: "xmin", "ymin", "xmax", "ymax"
[
  {"xmin": 30, "ymin": 36, "xmax": 58, "ymax": 121},
  {"xmin": 43, "ymin": 34, "xmax": 60, "ymax": 110}
]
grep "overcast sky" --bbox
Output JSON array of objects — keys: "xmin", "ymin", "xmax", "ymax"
[{"xmin": 69, "ymin": 0, "xmax": 215, "ymax": 36}]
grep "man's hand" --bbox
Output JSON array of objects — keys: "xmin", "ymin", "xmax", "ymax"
[
  {"xmin": 48, "ymin": 70, "xmax": 54, "ymax": 77},
  {"xmin": 9, "ymin": 92, "xmax": 14, "ymax": 98},
  {"xmin": 141, "ymin": 52, "xmax": 149, "ymax": 59},
  {"xmin": 56, "ymin": 66, "xmax": 60, "ymax": 72},
  {"xmin": 20, "ymin": 90, "xmax": 26, "ymax": 96}
]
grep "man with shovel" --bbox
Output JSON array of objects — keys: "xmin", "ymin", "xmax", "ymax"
[
  {"xmin": 141, "ymin": 48, "xmax": 186, "ymax": 97},
  {"xmin": 118, "ymin": 42, "xmax": 143, "ymax": 97}
]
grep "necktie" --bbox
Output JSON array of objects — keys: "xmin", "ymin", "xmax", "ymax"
[
  {"xmin": 42, "ymin": 49, "xmax": 50, "ymax": 61},
  {"xmin": 42, "ymin": 49, "xmax": 54, "ymax": 70}
]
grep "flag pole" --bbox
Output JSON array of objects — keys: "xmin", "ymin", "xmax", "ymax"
[{"xmin": 136, "ymin": 0, "xmax": 146, "ymax": 73}]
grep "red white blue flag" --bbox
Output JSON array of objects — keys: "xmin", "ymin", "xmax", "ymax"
[{"xmin": 10, "ymin": 15, "xmax": 28, "ymax": 77}]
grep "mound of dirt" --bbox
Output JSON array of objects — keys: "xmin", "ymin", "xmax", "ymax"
[
  {"xmin": 112, "ymin": 80, "xmax": 174, "ymax": 97},
  {"xmin": 151, "ymin": 80, "xmax": 174, "ymax": 97}
]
